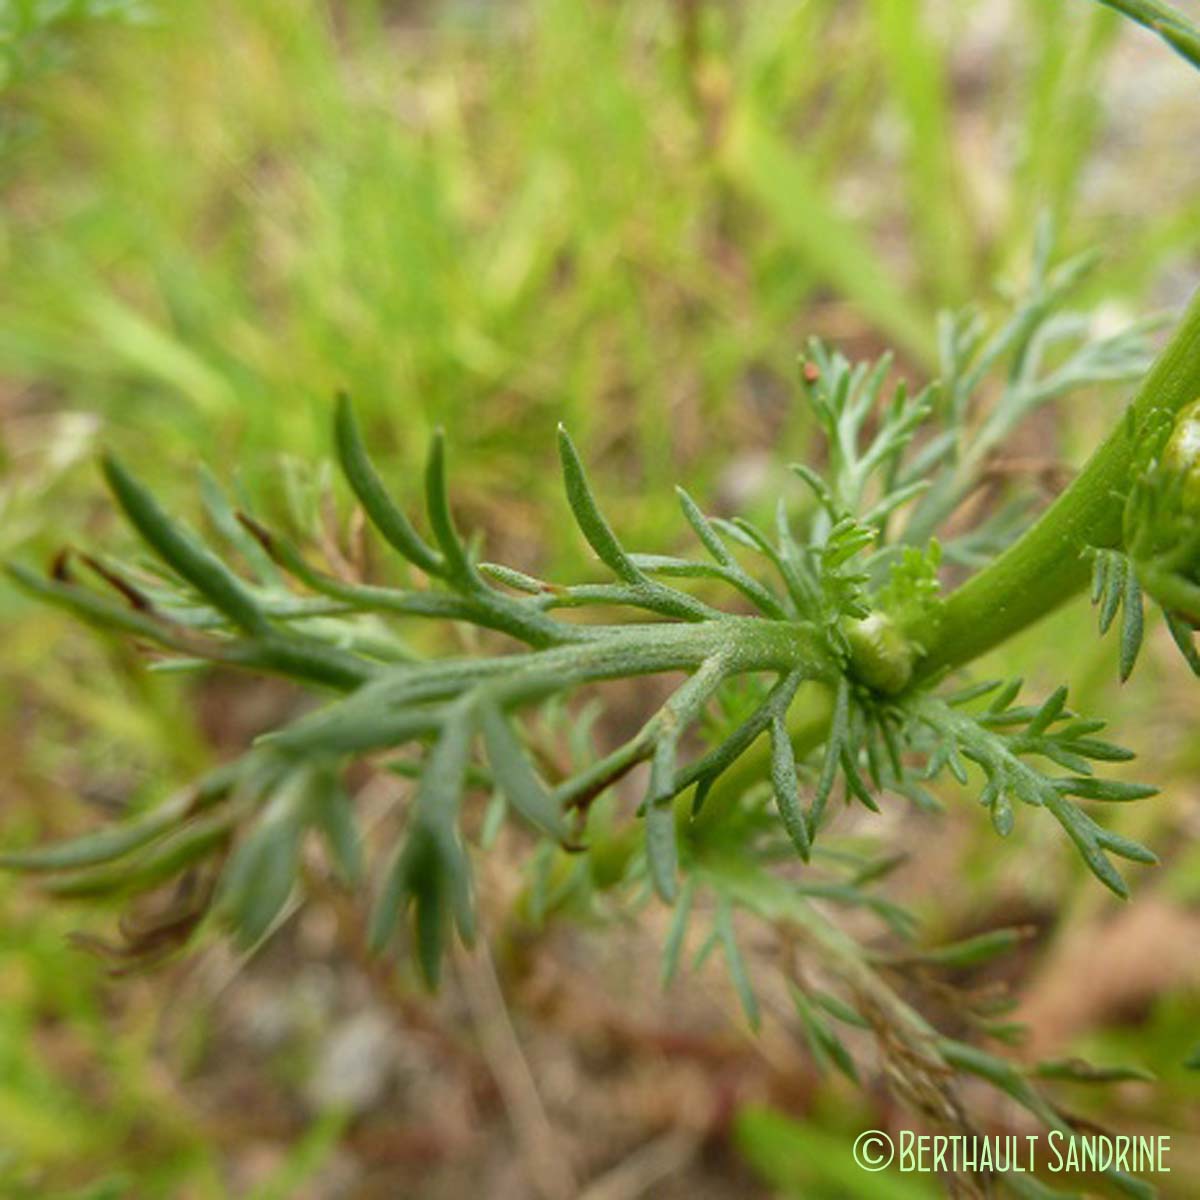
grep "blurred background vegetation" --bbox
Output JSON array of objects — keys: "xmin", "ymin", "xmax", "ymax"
[{"xmin": 1, "ymin": 0, "xmax": 1199, "ymax": 1196}]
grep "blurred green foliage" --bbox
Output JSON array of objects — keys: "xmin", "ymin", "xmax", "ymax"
[{"xmin": 4, "ymin": 0, "xmax": 1197, "ymax": 509}]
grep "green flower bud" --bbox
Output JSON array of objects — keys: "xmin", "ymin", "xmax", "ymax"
[
  {"xmin": 1162, "ymin": 399, "xmax": 1200, "ymax": 509},
  {"xmin": 844, "ymin": 611, "xmax": 914, "ymax": 695}
]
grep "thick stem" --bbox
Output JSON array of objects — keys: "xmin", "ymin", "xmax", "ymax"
[
  {"xmin": 919, "ymin": 285, "xmax": 1200, "ymax": 677},
  {"xmin": 686, "ymin": 289, "xmax": 1200, "ymax": 803},
  {"xmin": 1089, "ymin": 0, "xmax": 1200, "ymax": 72}
]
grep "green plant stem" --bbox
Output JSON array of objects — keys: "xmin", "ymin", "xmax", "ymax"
[
  {"xmin": 920, "ymin": 285, "xmax": 1200, "ymax": 676},
  {"xmin": 260, "ymin": 617, "xmax": 838, "ymax": 758},
  {"xmin": 1088, "ymin": 0, "xmax": 1200, "ymax": 71},
  {"xmin": 686, "ymin": 288, "xmax": 1200, "ymax": 804}
]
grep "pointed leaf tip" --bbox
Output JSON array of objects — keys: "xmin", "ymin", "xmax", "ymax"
[
  {"xmin": 334, "ymin": 391, "xmax": 444, "ymax": 577},
  {"xmin": 97, "ymin": 452, "xmax": 268, "ymax": 634},
  {"xmin": 423, "ymin": 427, "xmax": 473, "ymax": 585}
]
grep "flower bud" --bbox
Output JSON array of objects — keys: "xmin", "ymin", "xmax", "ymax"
[
  {"xmin": 844, "ymin": 611, "xmax": 914, "ymax": 695},
  {"xmin": 1162, "ymin": 399, "xmax": 1200, "ymax": 509}
]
